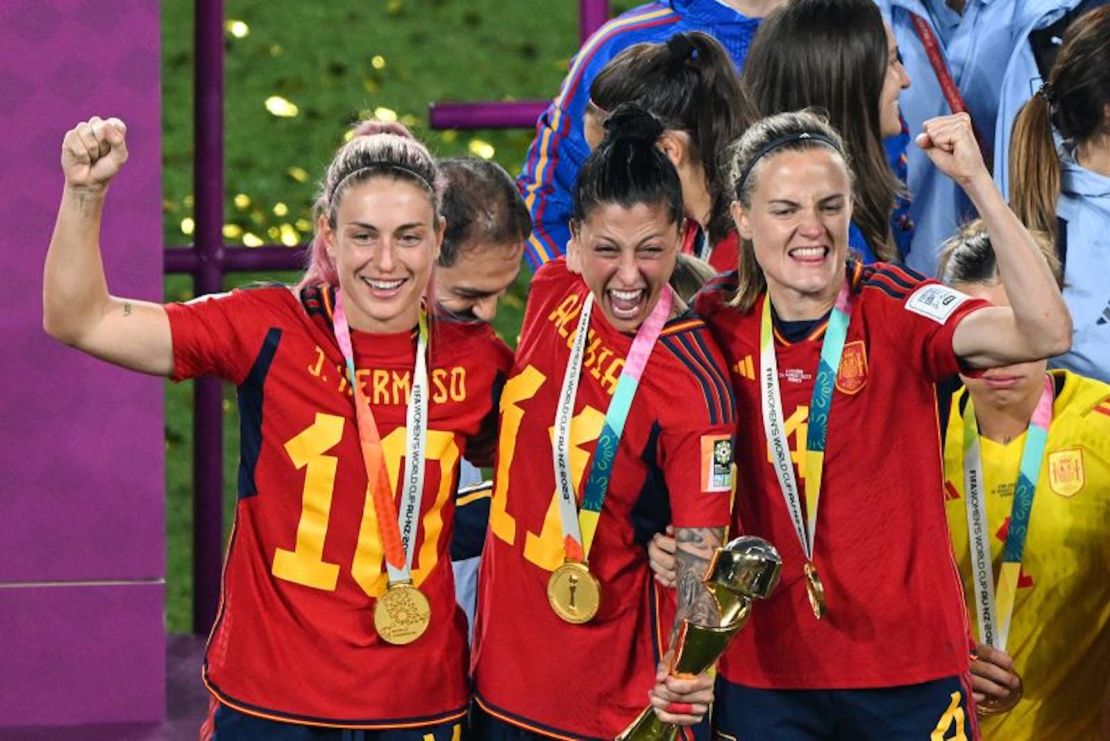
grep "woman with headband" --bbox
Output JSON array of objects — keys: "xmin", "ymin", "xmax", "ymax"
[
  {"xmin": 43, "ymin": 117, "xmax": 511, "ymax": 738},
  {"xmin": 583, "ymin": 31, "xmax": 757, "ymax": 272},
  {"xmin": 471, "ymin": 105, "xmax": 736, "ymax": 740},
  {"xmin": 1008, "ymin": 5, "xmax": 1110, "ymax": 384},
  {"xmin": 642, "ymin": 108, "xmax": 1068, "ymax": 737}
]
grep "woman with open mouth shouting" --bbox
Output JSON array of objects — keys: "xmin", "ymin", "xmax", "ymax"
[{"xmin": 471, "ymin": 104, "xmax": 738, "ymax": 740}]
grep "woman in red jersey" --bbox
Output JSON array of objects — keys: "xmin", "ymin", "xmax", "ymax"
[
  {"xmin": 655, "ymin": 108, "xmax": 1069, "ymax": 739},
  {"xmin": 471, "ymin": 105, "xmax": 737, "ymax": 740},
  {"xmin": 43, "ymin": 117, "xmax": 510, "ymax": 738}
]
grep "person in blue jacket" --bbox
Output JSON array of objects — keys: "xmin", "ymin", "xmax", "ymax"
[
  {"xmin": 876, "ymin": 0, "xmax": 1083, "ymax": 276},
  {"xmin": 517, "ymin": 0, "xmax": 784, "ymax": 270},
  {"xmin": 1008, "ymin": 5, "xmax": 1110, "ymax": 383},
  {"xmin": 993, "ymin": 0, "xmax": 1102, "ymax": 199}
]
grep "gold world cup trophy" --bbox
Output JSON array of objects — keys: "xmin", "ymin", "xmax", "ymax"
[{"xmin": 615, "ymin": 535, "xmax": 782, "ymax": 741}]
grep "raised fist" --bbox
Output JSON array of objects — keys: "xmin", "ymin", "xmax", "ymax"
[
  {"xmin": 61, "ymin": 116, "xmax": 129, "ymax": 193},
  {"xmin": 914, "ymin": 112, "xmax": 988, "ymax": 189}
]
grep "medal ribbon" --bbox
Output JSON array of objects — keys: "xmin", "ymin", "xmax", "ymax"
[
  {"xmin": 962, "ymin": 374, "xmax": 1053, "ymax": 650},
  {"xmin": 908, "ymin": 13, "xmax": 992, "ymax": 168},
  {"xmin": 554, "ymin": 287, "xmax": 674, "ymax": 562},
  {"xmin": 334, "ymin": 291, "xmax": 430, "ymax": 583},
  {"xmin": 760, "ymin": 282, "xmax": 853, "ymax": 564}
]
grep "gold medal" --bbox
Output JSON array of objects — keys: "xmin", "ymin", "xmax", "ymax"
[
  {"xmin": 373, "ymin": 581, "xmax": 431, "ymax": 645},
  {"xmin": 977, "ymin": 671, "xmax": 1023, "ymax": 716},
  {"xmin": 547, "ymin": 561, "xmax": 601, "ymax": 624},
  {"xmin": 804, "ymin": 561, "xmax": 826, "ymax": 620}
]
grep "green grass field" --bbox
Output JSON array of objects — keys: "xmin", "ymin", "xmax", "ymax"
[{"xmin": 162, "ymin": 0, "xmax": 635, "ymax": 631}]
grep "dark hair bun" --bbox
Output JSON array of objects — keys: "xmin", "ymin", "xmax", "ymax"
[
  {"xmin": 602, "ymin": 103, "xmax": 664, "ymax": 146},
  {"xmin": 666, "ymin": 32, "xmax": 698, "ymax": 64}
]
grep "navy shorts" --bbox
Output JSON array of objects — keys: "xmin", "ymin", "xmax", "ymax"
[
  {"xmin": 469, "ymin": 700, "xmax": 709, "ymax": 741},
  {"xmin": 712, "ymin": 674, "xmax": 979, "ymax": 741},
  {"xmin": 209, "ymin": 702, "xmax": 465, "ymax": 741}
]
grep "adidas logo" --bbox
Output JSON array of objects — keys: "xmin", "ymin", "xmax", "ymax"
[{"xmin": 733, "ymin": 355, "xmax": 755, "ymax": 380}]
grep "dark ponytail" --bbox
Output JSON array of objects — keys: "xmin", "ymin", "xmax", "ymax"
[
  {"xmin": 589, "ymin": 31, "xmax": 755, "ymax": 245},
  {"xmin": 572, "ymin": 104, "xmax": 684, "ymax": 228}
]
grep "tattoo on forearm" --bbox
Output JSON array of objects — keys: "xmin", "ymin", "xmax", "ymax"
[
  {"xmin": 122, "ymin": 302, "xmax": 132, "ymax": 317},
  {"xmin": 673, "ymin": 526, "xmax": 724, "ymax": 632}
]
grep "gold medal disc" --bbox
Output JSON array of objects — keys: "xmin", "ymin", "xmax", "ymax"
[
  {"xmin": 373, "ymin": 582, "xmax": 431, "ymax": 645},
  {"xmin": 804, "ymin": 562, "xmax": 826, "ymax": 620},
  {"xmin": 547, "ymin": 561, "xmax": 601, "ymax": 624},
  {"xmin": 977, "ymin": 672, "xmax": 1023, "ymax": 716}
]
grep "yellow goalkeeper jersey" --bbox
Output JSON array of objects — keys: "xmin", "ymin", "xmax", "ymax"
[{"xmin": 944, "ymin": 370, "xmax": 1110, "ymax": 740}]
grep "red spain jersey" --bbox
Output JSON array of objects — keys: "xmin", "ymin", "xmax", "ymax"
[
  {"xmin": 473, "ymin": 260, "xmax": 735, "ymax": 739},
  {"xmin": 695, "ymin": 262, "xmax": 989, "ymax": 689},
  {"xmin": 165, "ymin": 284, "xmax": 511, "ymax": 728}
]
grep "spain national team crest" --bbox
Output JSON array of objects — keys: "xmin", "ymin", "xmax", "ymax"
[
  {"xmin": 1048, "ymin": 448, "xmax": 1085, "ymax": 497},
  {"xmin": 835, "ymin": 340, "xmax": 868, "ymax": 395}
]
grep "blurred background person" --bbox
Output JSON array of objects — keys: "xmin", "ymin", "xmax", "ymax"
[
  {"xmin": 669, "ymin": 253, "xmax": 719, "ymax": 302},
  {"xmin": 993, "ymin": 0, "xmax": 1106, "ymax": 199},
  {"xmin": 435, "ymin": 157, "xmax": 529, "ymax": 324},
  {"xmin": 584, "ymin": 31, "xmax": 756, "ymax": 272},
  {"xmin": 433, "ymin": 157, "xmax": 532, "ymax": 643},
  {"xmin": 518, "ymin": 0, "xmax": 784, "ymax": 270},
  {"xmin": 742, "ymin": 0, "xmax": 913, "ymax": 264},
  {"xmin": 877, "ymin": 0, "xmax": 1086, "ymax": 275}
]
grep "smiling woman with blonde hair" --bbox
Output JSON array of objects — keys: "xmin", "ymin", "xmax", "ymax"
[{"xmin": 43, "ymin": 116, "xmax": 511, "ymax": 738}]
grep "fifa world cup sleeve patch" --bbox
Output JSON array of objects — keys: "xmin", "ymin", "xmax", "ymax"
[
  {"xmin": 904, "ymin": 284, "xmax": 970, "ymax": 324},
  {"xmin": 701, "ymin": 435, "xmax": 734, "ymax": 493}
]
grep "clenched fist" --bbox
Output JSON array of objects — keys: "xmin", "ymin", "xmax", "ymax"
[
  {"xmin": 915, "ymin": 112, "xmax": 989, "ymax": 190},
  {"xmin": 61, "ymin": 116, "xmax": 128, "ymax": 194}
]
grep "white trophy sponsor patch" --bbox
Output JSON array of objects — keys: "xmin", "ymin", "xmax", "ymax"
[{"xmin": 905, "ymin": 284, "xmax": 970, "ymax": 324}]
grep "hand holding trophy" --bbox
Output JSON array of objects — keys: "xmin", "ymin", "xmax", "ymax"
[{"xmin": 615, "ymin": 535, "xmax": 781, "ymax": 740}]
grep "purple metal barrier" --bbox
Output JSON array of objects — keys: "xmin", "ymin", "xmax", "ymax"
[
  {"xmin": 191, "ymin": 0, "xmax": 226, "ymax": 636},
  {"xmin": 428, "ymin": 0, "xmax": 610, "ymax": 131},
  {"xmin": 429, "ymin": 101, "xmax": 548, "ymax": 131},
  {"xmin": 176, "ymin": 0, "xmax": 609, "ymax": 635}
]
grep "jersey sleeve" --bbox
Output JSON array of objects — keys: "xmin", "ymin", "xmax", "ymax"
[
  {"xmin": 657, "ymin": 329, "xmax": 737, "ymax": 529},
  {"xmin": 165, "ymin": 288, "xmax": 275, "ymax": 385},
  {"xmin": 464, "ymin": 327, "xmax": 514, "ymax": 468},
  {"xmin": 862, "ymin": 264, "xmax": 990, "ymax": 382},
  {"xmin": 518, "ymin": 100, "xmax": 588, "ymax": 270}
]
